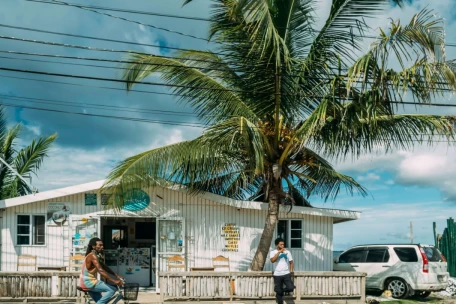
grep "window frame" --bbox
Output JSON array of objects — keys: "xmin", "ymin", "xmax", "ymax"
[
  {"xmin": 277, "ymin": 219, "xmax": 303, "ymax": 249},
  {"xmin": 16, "ymin": 214, "xmax": 47, "ymax": 246}
]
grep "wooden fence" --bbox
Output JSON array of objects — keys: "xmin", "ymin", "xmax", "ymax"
[
  {"xmin": 159, "ymin": 271, "xmax": 366, "ymax": 303},
  {"xmin": 0, "ymin": 271, "xmax": 82, "ymax": 300}
]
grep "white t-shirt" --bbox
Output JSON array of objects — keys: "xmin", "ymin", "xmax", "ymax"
[{"xmin": 270, "ymin": 249, "xmax": 293, "ymax": 276}]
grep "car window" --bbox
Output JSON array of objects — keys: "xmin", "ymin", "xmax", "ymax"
[
  {"xmin": 366, "ymin": 249, "xmax": 390, "ymax": 263},
  {"xmin": 339, "ymin": 249, "xmax": 366, "ymax": 263},
  {"xmin": 422, "ymin": 246, "xmax": 444, "ymax": 262},
  {"xmin": 394, "ymin": 247, "xmax": 418, "ymax": 262}
]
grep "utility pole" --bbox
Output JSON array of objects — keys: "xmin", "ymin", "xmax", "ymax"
[
  {"xmin": 0, "ymin": 154, "xmax": 37, "ymax": 194},
  {"xmin": 410, "ymin": 221, "xmax": 414, "ymax": 244}
]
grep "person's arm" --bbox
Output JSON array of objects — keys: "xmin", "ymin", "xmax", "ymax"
[
  {"xmin": 102, "ymin": 263, "xmax": 120, "ymax": 278},
  {"xmin": 270, "ymin": 249, "xmax": 283, "ymax": 263},
  {"xmin": 288, "ymin": 252, "xmax": 294, "ymax": 272},
  {"xmin": 90, "ymin": 255, "xmax": 122, "ymax": 285}
]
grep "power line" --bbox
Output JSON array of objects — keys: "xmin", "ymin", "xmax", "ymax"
[
  {"xmin": 2, "ymin": 97, "xmax": 456, "ymax": 141},
  {"xmin": 0, "ymin": 33, "xmax": 271, "ymax": 72},
  {"xmin": 24, "ymin": 0, "xmax": 211, "ymax": 22},
  {"xmin": 0, "ymin": 23, "xmax": 224, "ymax": 59},
  {"xmin": 0, "ymin": 23, "xmax": 264, "ymax": 67},
  {"xmin": 0, "ymin": 100, "xmax": 204, "ymax": 128},
  {"xmin": 0, "ymin": 94, "xmax": 200, "ymax": 117},
  {"xmin": 3, "ymin": 98, "xmax": 456, "ymax": 144},
  {"xmin": 21, "ymin": 0, "xmax": 456, "ymax": 49},
  {"xmin": 0, "ymin": 66, "xmax": 269, "ymax": 95},
  {"xmin": 0, "ymin": 74, "xmax": 196, "ymax": 97},
  {"xmin": 24, "ymin": 0, "xmax": 212, "ymax": 43},
  {"xmin": 0, "ymin": 52, "xmax": 242, "ymax": 75},
  {"xmin": 2, "ymin": 68, "xmax": 456, "ymax": 112},
  {"xmin": 2, "ymin": 46, "xmax": 454, "ymax": 92},
  {"xmin": 1, "ymin": 32, "xmax": 454, "ymax": 89},
  {"xmin": 2, "ymin": 65, "xmax": 456, "ymax": 109}
]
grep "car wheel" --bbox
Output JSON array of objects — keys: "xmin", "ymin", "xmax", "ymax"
[
  {"xmin": 415, "ymin": 291, "xmax": 431, "ymax": 298},
  {"xmin": 386, "ymin": 278, "xmax": 408, "ymax": 299}
]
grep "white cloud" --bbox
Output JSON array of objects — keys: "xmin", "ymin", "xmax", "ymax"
[{"xmin": 357, "ymin": 172, "xmax": 381, "ymax": 182}]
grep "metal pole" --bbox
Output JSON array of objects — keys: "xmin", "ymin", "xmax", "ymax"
[{"xmin": 410, "ymin": 221, "xmax": 414, "ymax": 244}]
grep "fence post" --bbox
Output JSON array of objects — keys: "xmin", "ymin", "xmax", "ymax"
[
  {"xmin": 51, "ymin": 275, "xmax": 59, "ymax": 297},
  {"xmin": 360, "ymin": 274, "xmax": 366, "ymax": 303},
  {"xmin": 295, "ymin": 275, "xmax": 301, "ymax": 301}
]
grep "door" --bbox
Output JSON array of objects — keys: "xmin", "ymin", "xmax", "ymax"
[
  {"xmin": 334, "ymin": 247, "xmax": 367, "ymax": 272},
  {"xmin": 103, "ymin": 225, "xmax": 128, "ymax": 249},
  {"xmin": 156, "ymin": 217, "xmax": 185, "ymax": 291},
  {"xmin": 362, "ymin": 247, "xmax": 392, "ymax": 289},
  {"xmin": 69, "ymin": 215, "xmax": 100, "ymax": 256}
]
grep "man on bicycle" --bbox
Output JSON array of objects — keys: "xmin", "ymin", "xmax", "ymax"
[{"xmin": 78, "ymin": 237, "xmax": 124, "ymax": 304}]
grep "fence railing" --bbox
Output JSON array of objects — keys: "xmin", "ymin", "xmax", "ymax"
[
  {"xmin": 0, "ymin": 271, "xmax": 81, "ymax": 299},
  {"xmin": 159, "ymin": 271, "xmax": 366, "ymax": 302}
]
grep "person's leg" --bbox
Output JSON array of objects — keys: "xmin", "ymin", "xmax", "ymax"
[
  {"xmin": 282, "ymin": 273, "xmax": 296, "ymax": 293},
  {"xmin": 273, "ymin": 275, "xmax": 285, "ymax": 304},
  {"xmin": 89, "ymin": 281, "xmax": 119, "ymax": 304},
  {"xmin": 87, "ymin": 290, "xmax": 102, "ymax": 303}
]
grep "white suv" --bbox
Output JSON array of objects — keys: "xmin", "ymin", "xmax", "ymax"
[{"xmin": 333, "ymin": 244, "xmax": 449, "ymax": 299}]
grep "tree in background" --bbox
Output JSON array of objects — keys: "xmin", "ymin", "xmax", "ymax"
[{"xmin": 0, "ymin": 108, "xmax": 57, "ymax": 199}]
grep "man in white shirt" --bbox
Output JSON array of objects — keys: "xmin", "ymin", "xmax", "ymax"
[{"xmin": 270, "ymin": 238, "xmax": 295, "ymax": 304}]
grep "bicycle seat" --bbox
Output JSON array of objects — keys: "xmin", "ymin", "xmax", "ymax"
[{"xmin": 77, "ymin": 286, "xmax": 87, "ymax": 293}]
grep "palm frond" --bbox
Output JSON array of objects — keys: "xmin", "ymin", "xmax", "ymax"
[
  {"xmin": 298, "ymin": 98, "xmax": 456, "ymax": 159},
  {"xmin": 346, "ymin": 9, "xmax": 453, "ymax": 100},
  {"xmin": 8, "ymin": 133, "xmax": 58, "ymax": 196},
  {"xmin": 103, "ymin": 137, "xmax": 249, "ymax": 210},
  {"xmin": 122, "ymin": 52, "xmax": 259, "ymax": 125},
  {"xmin": 0, "ymin": 108, "xmax": 9, "ymax": 147}
]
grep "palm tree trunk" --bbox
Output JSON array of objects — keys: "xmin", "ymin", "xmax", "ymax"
[{"xmin": 250, "ymin": 181, "xmax": 281, "ymax": 271}]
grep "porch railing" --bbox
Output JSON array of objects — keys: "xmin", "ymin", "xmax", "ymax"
[
  {"xmin": 159, "ymin": 271, "xmax": 366, "ymax": 302},
  {"xmin": 0, "ymin": 271, "xmax": 81, "ymax": 299}
]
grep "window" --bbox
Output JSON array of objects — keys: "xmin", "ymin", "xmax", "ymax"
[
  {"xmin": 17, "ymin": 215, "xmax": 46, "ymax": 245},
  {"xmin": 394, "ymin": 247, "xmax": 418, "ymax": 262},
  {"xmin": 366, "ymin": 248, "xmax": 390, "ymax": 263},
  {"xmin": 277, "ymin": 220, "xmax": 302, "ymax": 249},
  {"xmin": 339, "ymin": 249, "xmax": 366, "ymax": 263},
  {"xmin": 421, "ymin": 246, "xmax": 444, "ymax": 262},
  {"xmin": 135, "ymin": 222, "xmax": 156, "ymax": 239}
]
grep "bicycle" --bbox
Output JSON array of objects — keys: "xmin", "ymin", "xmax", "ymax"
[{"xmin": 77, "ymin": 278, "xmax": 139, "ymax": 304}]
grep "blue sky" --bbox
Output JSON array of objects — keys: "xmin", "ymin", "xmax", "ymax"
[{"xmin": 1, "ymin": 0, "xmax": 455, "ymax": 251}]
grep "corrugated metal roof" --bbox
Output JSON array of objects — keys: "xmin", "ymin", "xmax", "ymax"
[{"xmin": 0, "ymin": 179, "xmax": 360, "ymax": 223}]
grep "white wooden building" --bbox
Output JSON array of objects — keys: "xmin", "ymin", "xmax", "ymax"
[{"xmin": 0, "ymin": 180, "xmax": 360, "ymax": 289}]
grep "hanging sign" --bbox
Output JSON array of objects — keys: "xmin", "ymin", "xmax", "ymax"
[
  {"xmin": 221, "ymin": 223, "xmax": 240, "ymax": 252},
  {"xmin": 47, "ymin": 202, "xmax": 71, "ymax": 225},
  {"xmin": 85, "ymin": 193, "xmax": 97, "ymax": 206}
]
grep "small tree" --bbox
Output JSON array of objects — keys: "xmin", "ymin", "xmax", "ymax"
[{"xmin": 0, "ymin": 108, "xmax": 57, "ymax": 199}]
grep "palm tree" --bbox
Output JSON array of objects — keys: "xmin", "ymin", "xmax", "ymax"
[
  {"xmin": 0, "ymin": 108, "xmax": 57, "ymax": 199},
  {"xmin": 105, "ymin": 1, "xmax": 456, "ymax": 271}
]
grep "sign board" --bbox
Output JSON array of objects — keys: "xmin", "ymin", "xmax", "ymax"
[
  {"xmin": 47, "ymin": 202, "xmax": 71, "ymax": 225},
  {"xmin": 101, "ymin": 194, "xmax": 111, "ymax": 206},
  {"xmin": 85, "ymin": 193, "xmax": 97, "ymax": 206},
  {"xmin": 221, "ymin": 223, "xmax": 240, "ymax": 252}
]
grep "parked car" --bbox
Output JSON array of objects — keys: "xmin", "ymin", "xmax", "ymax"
[{"xmin": 333, "ymin": 244, "xmax": 449, "ymax": 299}]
